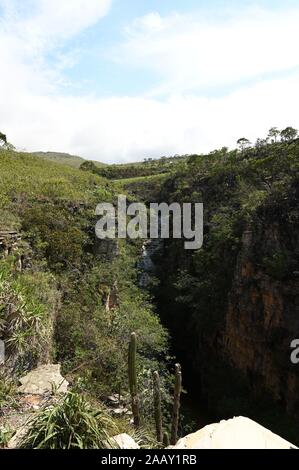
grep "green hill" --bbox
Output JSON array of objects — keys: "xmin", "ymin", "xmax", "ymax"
[
  {"xmin": 1, "ymin": 133, "xmax": 299, "ymax": 448},
  {"xmin": 0, "ymin": 149, "xmax": 169, "ymax": 445},
  {"xmin": 29, "ymin": 151, "xmax": 105, "ymax": 169},
  {"xmin": 80, "ymin": 155, "xmax": 187, "ymax": 180}
]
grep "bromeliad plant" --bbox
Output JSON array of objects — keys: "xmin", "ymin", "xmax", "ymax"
[
  {"xmin": 20, "ymin": 392, "xmax": 116, "ymax": 449},
  {"xmin": 0, "ymin": 259, "xmax": 54, "ymax": 369}
]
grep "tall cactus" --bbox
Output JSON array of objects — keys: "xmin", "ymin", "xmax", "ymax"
[
  {"xmin": 128, "ymin": 332, "xmax": 140, "ymax": 427},
  {"xmin": 170, "ymin": 363, "xmax": 182, "ymax": 445},
  {"xmin": 152, "ymin": 371, "xmax": 163, "ymax": 443},
  {"xmin": 162, "ymin": 431, "xmax": 170, "ymax": 448}
]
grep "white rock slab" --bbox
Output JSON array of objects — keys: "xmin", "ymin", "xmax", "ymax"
[
  {"xmin": 112, "ymin": 433, "xmax": 140, "ymax": 449},
  {"xmin": 171, "ymin": 416, "xmax": 296, "ymax": 449}
]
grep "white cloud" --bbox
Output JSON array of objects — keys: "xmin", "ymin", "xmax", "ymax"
[
  {"xmin": 118, "ymin": 8, "xmax": 299, "ymax": 96},
  {"xmin": 0, "ymin": 2, "xmax": 299, "ymax": 163},
  {"xmin": 1, "ymin": 0, "xmax": 112, "ymax": 44},
  {"xmin": 2, "ymin": 73, "xmax": 299, "ymax": 162},
  {"xmin": 0, "ymin": 0, "xmax": 113, "ymax": 92}
]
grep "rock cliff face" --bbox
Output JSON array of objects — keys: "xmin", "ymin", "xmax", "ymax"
[
  {"xmin": 223, "ymin": 206, "xmax": 299, "ymax": 415},
  {"xmin": 153, "ymin": 172, "xmax": 299, "ymax": 442}
]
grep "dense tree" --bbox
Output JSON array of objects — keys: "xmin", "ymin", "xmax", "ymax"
[
  {"xmin": 0, "ymin": 132, "xmax": 7, "ymax": 146},
  {"xmin": 280, "ymin": 126, "xmax": 298, "ymax": 142},
  {"xmin": 0, "ymin": 132, "xmax": 15, "ymax": 150},
  {"xmin": 255, "ymin": 138, "xmax": 268, "ymax": 148},
  {"xmin": 237, "ymin": 137, "xmax": 251, "ymax": 152},
  {"xmin": 268, "ymin": 127, "xmax": 280, "ymax": 143},
  {"xmin": 80, "ymin": 160, "xmax": 98, "ymax": 172}
]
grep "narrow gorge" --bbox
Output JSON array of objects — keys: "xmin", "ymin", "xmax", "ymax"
[
  {"xmin": 132, "ymin": 146, "xmax": 299, "ymax": 445},
  {"xmin": 1, "ymin": 137, "xmax": 299, "ymax": 448}
]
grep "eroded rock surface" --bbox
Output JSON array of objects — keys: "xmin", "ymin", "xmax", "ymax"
[{"xmin": 18, "ymin": 364, "xmax": 68, "ymax": 395}]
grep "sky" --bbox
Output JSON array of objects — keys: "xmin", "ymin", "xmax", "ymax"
[{"xmin": 1, "ymin": 0, "xmax": 299, "ymax": 163}]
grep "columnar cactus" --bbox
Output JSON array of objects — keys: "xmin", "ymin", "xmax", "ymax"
[
  {"xmin": 170, "ymin": 363, "xmax": 182, "ymax": 445},
  {"xmin": 162, "ymin": 431, "xmax": 170, "ymax": 448},
  {"xmin": 128, "ymin": 332, "xmax": 140, "ymax": 427},
  {"xmin": 152, "ymin": 371, "xmax": 162, "ymax": 443}
]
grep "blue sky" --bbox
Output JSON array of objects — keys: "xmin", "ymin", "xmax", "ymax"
[
  {"xmin": 49, "ymin": 0, "xmax": 299, "ymax": 97},
  {"xmin": 1, "ymin": 0, "xmax": 299, "ymax": 162}
]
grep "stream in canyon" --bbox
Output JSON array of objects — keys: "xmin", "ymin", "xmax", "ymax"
[{"xmin": 138, "ymin": 238, "xmax": 214, "ymax": 432}]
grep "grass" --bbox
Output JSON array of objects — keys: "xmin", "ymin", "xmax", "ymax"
[
  {"xmin": 0, "ymin": 146, "xmax": 171, "ymax": 444},
  {"xmin": 0, "ymin": 257, "xmax": 58, "ymax": 369},
  {"xmin": 0, "ymin": 370, "xmax": 18, "ymax": 409},
  {"xmin": 0, "ymin": 149, "xmax": 110, "ymax": 208},
  {"xmin": 30, "ymin": 151, "xmax": 106, "ymax": 169},
  {"xmin": 0, "ymin": 427, "xmax": 13, "ymax": 448},
  {"xmin": 113, "ymin": 173, "xmax": 170, "ymax": 186}
]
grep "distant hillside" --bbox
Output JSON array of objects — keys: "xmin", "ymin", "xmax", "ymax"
[
  {"xmin": 30, "ymin": 151, "xmax": 105, "ymax": 169},
  {"xmin": 81, "ymin": 155, "xmax": 187, "ymax": 180},
  {"xmin": 0, "ymin": 147, "xmax": 167, "ymax": 420}
]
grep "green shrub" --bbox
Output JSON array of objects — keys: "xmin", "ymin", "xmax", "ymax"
[
  {"xmin": 0, "ymin": 427, "xmax": 13, "ymax": 448},
  {"xmin": 0, "ymin": 258, "xmax": 58, "ymax": 370},
  {"xmin": 21, "ymin": 393, "xmax": 116, "ymax": 449}
]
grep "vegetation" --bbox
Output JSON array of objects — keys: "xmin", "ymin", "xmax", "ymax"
[
  {"xmin": 20, "ymin": 392, "xmax": 116, "ymax": 449},
  {"xmin": 128, "ymin": 332, "xmax": 140, "ymax": 427},
  {"xmin": 0, "ymin": 257, "xmax": 57, "ymax": 371},
  {"xmin": 170, "ymin": 364, "xmax": 182, "ymax": 445},
  {"xmin": 162, "ymin": 431, "xmax": 170, "ymax": 447},
  {"xmin": 30, "ymin": 151, "xmax": 105, "ymax": 169},
  {"xmin": 1, "ymin": 125, "xmax": 299, "ymax": 447},
  {"xmin": 0, "ymin": 370, "xmax": 17, "ymax": 409},
  {"xmin": 0, "ymin": 132, "xmax": 7, "ymax": 146},
  {"xmin": 151, "ymin": 127, "xmax": 299, "ymax": 444},
  {"xmin": 126, "ymin": 333, "xmax": 183, "ymax": 446},
  {"xmin": 152, "ymin": 371, "xmax": 162, "ymax": 443},
  {"xmin": 80, "ymin": 155, "xmax": 186, "ymax": 181},
  {"xmin": 0, "ymin": 427, "xmax": 13, "ymax": 448},
  {"xmin": 0, "ymin": 147, "xmax": 170, "ymax": 447}
]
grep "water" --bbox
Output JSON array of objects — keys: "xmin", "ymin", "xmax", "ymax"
[{"xmin": 138, "ymin": 239, "xmax": 162, "ymax": 288}]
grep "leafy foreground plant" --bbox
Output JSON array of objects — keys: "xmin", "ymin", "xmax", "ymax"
[
  {"xmin": 20, "ymin": 392, "xmax": 117, "ymax": 449},
  {"xmin": 0, "ymin": 427, "xmax": 13, "ymax": 449}
]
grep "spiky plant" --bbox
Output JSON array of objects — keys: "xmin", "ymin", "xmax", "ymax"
[
  {"xmin": 0, "ymin": 427, "xmax": 13, "ymax": 449},
  {"xmin": 162, "ymin": 431, "xmax": 170, "ymax": 448},
  {"xmin": 128, "ymin": 332, "xmax": 140, "ymax": 427},
  {"xmin": 20, "ymin": 392, "xmax": 117, "ymax": 449},
  {"xmin": 152, "ymin": 370, "xmax": 162, "ymax": 443},
  {"xmin": 0, "ymin": 370, "xmax": 17, "ymax": 409},
  {"xmin": 0, "ymin": 263, "xmax": 52, "ymax": 367},
  {"xmin": 170, "ymin": 363, "xmax": 182, "ymax": 445}
]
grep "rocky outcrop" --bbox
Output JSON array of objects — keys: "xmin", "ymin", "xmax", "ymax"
[
  {"xmin": 111, "ymin": 433, "xmax": 140, "ymax": 449},
  {"xmin": 154, "ymin": 183, "xmax": 299, "ymax": 442},
  {"xmin": 94, "ymin": 238, "xmax": 119, "ymax": 260},
  {"xmin": 18, "ymin": 364, "xmax": 69, "ymax": 395},
  {"xmin": 223, "ymin": 218, "xmax": 299, "ymax": 414},
  {"xmin": 0, "ymin": 230, "xmax": 20, "ymax": 257},
  {"xmin": 171, "ymin": 417, "xmax": 296, "ymax": 449}
]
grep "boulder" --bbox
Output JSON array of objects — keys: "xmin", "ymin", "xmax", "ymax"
[
  {"xmin": 111, "ymin": 407, "xmax": 130, "ymax": 416},
  {"xmin": 18, "ymin": 364, "xmax": 68, "ymax": 395},
  {"xmin": 111, "ymin": 433, "xmax": 139, "ymax": 449},
  {"xmin": 171, "ymin": 416, "xmax": 296, "ymax": 449}
]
